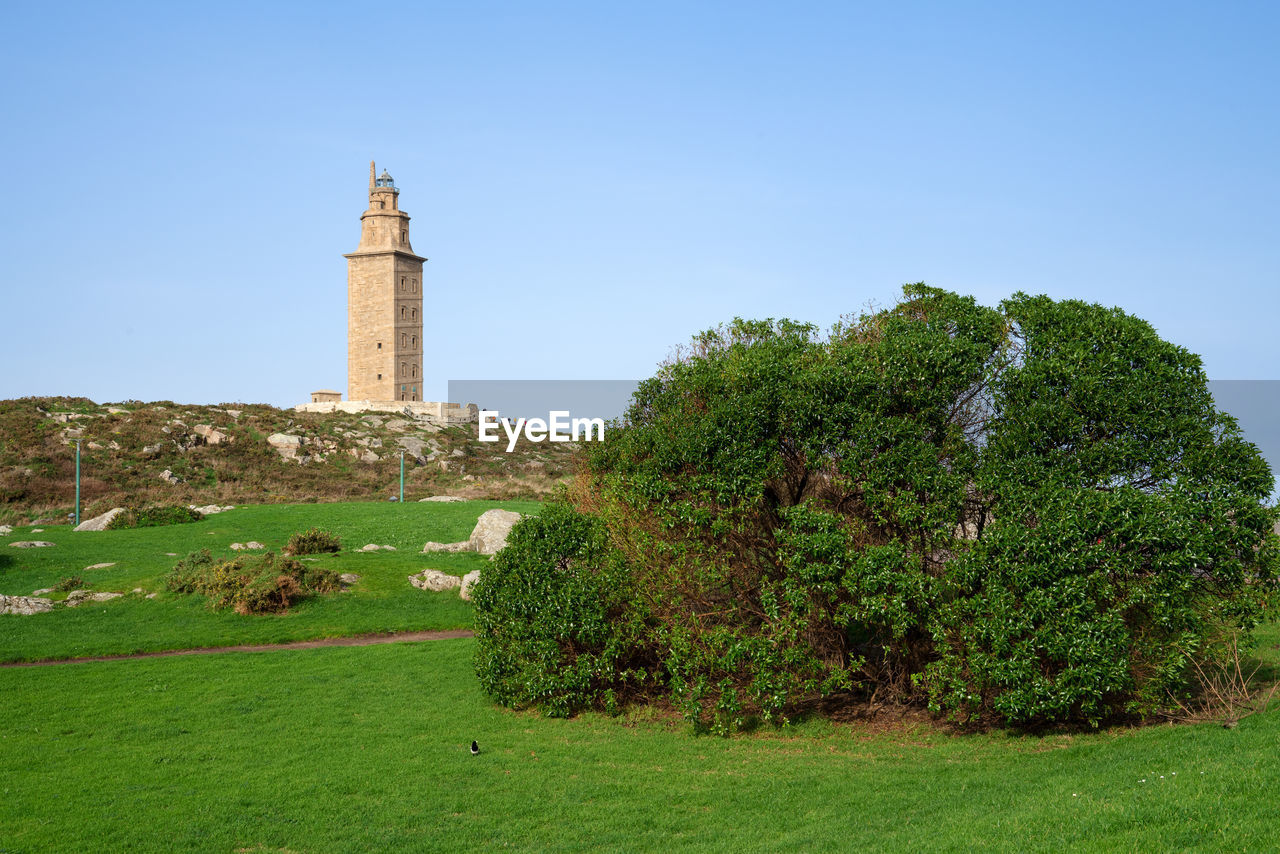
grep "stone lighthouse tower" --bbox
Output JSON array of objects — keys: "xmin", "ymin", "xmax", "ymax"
[{"xmin": 344, "ymin": 161, "xmax": 426, "ymax": 402}]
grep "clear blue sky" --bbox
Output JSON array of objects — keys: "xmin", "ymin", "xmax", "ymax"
[{"xmin": 1, "ymin": 1, "xmax": 1277, "ymax": 407}]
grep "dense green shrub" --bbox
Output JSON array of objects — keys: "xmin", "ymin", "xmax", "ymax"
[
  {"xmin": 164, "ymin": 549, "xmax": 340, "ymax": 614},
  {"xmin": 106, "ymin": 504, "xmax": 204, "ymax": 529},
  {"xmin": 474, "ymin": 285, "xmax": 1280, "ymax": 731},
  {"xmin": 923, "ymin": 294, "xmax": 1280, "ymax": 725},
  {"xmin": 471, "ymin": 502, "xmax": 651, "ymax": 717},
  {"xmin": 166, "ymin": 549, "xmax": 217, "ymax": 594},
  {"xmin": 283, "ymin": 527, "xmax": 341, "ymax": 555}
]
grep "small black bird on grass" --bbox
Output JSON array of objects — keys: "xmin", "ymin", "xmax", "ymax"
[{"xmin": 470, "ymin": 740, "xmax": 480, "ymax": 755}]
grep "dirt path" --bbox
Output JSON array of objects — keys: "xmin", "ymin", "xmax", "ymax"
[{"xmin": 0, "ymin": 629, "xmax": 475, "ymax": 668}]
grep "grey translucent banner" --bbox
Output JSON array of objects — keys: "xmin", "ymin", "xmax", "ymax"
[
  {"xmin": 447, "ymin": 380, "xmax": 640, "ymax": 424},
  {"xmin": 1208, "ymin": 381, "xmax": 1280, "ymax": 494},
  {"xmin": 447, "ymin": 379, "xmax": 1280, "ymax": 495}
]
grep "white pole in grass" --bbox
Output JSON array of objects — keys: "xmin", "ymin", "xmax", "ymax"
[
  {"xmin": 399, "ymin": 450, "xmax": 405, "ymax": 504},
  {"xmin": 74, "ymin": 439, "xmax": 81, "ymax": 528}
]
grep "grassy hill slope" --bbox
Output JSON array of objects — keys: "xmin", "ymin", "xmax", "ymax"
[{"xmin": 0, "ymin": 397, "xmax": 575, "ymax": 524}]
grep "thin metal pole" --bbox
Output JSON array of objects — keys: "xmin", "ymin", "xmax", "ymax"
[
  {"xmin": 400, "ymin": 451, "xmax": 405, "ymax": 504},
  {"xmin": 74, "ymin": 440, "xmax": 81, "ymax": 527}
]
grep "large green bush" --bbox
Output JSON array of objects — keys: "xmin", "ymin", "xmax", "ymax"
[{"xmin": 472, "ymin": 285, "xmax": 1280, "ymax": 730}]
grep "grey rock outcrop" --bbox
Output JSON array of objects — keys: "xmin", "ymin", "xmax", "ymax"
[
  {"xmin": 419, "ymin": 509, "xmax": 524, "ymax": 556},
  {"xmin": 409, "ymin": 569, "xmax": 462, "ymax": 592},
  {"xmin": 1, "ymin": 595, "xmax": 54, "ymax": 615},
  {"xmin": 459, "ymin": 570, "xmax": 482, "ymax": 602},
  {"xmin": 422, "ymin": 540, "xmax": 472, "ymax": 553},
  {"xmin": 358, "ymin": 544, "xmax": 397, "ymax": 552},
  {"xmin": 84, "ymin": 562, "xmax": 117, "ymax": 571},
  {"xmin": 0, "ymin": 525, "xmax": 11, "ymax": 535},
  {"xmin": 65, "ymin": 590, "xmax": 124, "ymax": 607},
  {"xmin": 419, "ymin": 496, "xmax": 464, "ymax": 503},
  {"xmin": 9, "ymin": 541, "xmax": 55, "ymax": 548},
  {"xmin": 469, "ymin": 510, "xmax": 523, "ymax": 555},
  {"xmin": 193, "ymin": 424, "xmax": 229, "ymax": 445},
  {"xmin": 230, "ymin": 541, "xmax": 266, "ymax": 551},
  {"xmin": 396, "ymin": 437, "xmax": 430, "ymax": 461},
  {"xmin": 190, "ymin": 504, "xmax": 234, "ymax": 515},
  {"xmin": 74, "ymin": 508, "xmax": 125, "ymax": 532},
  {"xmin": 267, "ymin": 433, "xmax": 304, "ymax": 461}
]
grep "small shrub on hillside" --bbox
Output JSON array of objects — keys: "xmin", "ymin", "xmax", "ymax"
[
  {"xmin": 107, "ymin": 504, "xmax": 204, "ymax": 529},
  {"xmin": 163, "ymin": 550, "xmax": 340, "ymax": 614},
  {"xmin": 54, "ymin": 575, "xmax": 83, "ymax": 592},
  {"xmin": 166, "ymin": 549, "xmax": 217, "ymax": 594},
  {"xmin": 283, "ymin": 527, "xmax": 341, "ymax": 555}
]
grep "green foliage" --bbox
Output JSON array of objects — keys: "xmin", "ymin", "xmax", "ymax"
[
  {"xmin": 471, "ymin": 502, "xmax": 649, "ymax": 717},
  {"xmin": 106, "ymin": 504, "xmax": 204, "ymax": 529},
  {"xmin": 475, "ymin": 285, "xmax": 1280, "ymax": 730},
  {"xmin": 283, "ymin": 527, "xmax": 342, "ymax": 555},
  {"xmin": 164, "ymin": 549, "xmax": 340, "ymax": 614},
  {"xmin": 924, "ymin": 294, "xmax": 1280, "ymax": 725},
  {"xmin": 165, "ymin": 549, "xmax": 217, "ymax": 594},
  {"xmin": 53, "ymin": 575, "xmax": 83, "ymax": 592}
]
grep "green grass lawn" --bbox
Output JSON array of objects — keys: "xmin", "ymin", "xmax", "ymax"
[
  {"xmin": 0, "ymin": 500, "xmax": 540, "ymax": 662},
  {"xmin": 3, "ymin": 636, "xmax": 1279, "ymax": 852},
  {"xmin": 5, "ymin": 499, "xmax": 1280, "ymax": 851}
]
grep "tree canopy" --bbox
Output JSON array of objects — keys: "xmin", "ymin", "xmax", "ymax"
[{"xmin": 472, "ymin": 285, "xmax": 1279, "ymax": 731}]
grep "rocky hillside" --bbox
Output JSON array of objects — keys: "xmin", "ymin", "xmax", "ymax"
[{"xmin": 0, "ymin": 397, "xmax": 577, "ymax": 524}]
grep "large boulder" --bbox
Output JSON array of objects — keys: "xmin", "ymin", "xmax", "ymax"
[
  {"xmin": 469, "ymin": 510, "xmax": 523, "ymax": 555},
  {"xmin": 410, "ymin": 569, "xmax": 462, "ymax": 592},
  {"xmin": 0, "ymin": 595, "xmax": 54, "ymax": 615},
  {"xmin": 0, "ymin": 524, "xmax": 12, "ymax": 535},
  {"xmin": 422, "ymin": 541, "xmax": 471, "ymax": 553},
  {"xmin": 192, "ymin": 424, "xmax": 229, "ymax": 445},
  {"xmin": 267, "ymin": 433, "xmax": 303, "ymax": 461},
  {"xmin": 459, "ymin": 569, "xmax": 482, "ymax": 601},
  {"xmin": 74, "ymin": 507, "xmax": 125, "ymax": 532},
  {"xmin": 396, "ymin": 436, "xmax": 430, "ymax": 461}
]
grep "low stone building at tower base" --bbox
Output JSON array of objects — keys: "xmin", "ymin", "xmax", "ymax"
[{"xmin": 294, "ymin": 399, "xmax": 479, "ymax": 424}]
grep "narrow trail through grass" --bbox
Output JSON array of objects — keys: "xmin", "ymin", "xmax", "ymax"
[{"xmin": 0, "ymin": 628, "xmax": 474, "ymax": 667}]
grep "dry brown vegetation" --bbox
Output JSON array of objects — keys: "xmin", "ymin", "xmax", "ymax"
[{"xmin": 0, "ymin": 396, "xmax": 575, "ymax": 524}]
